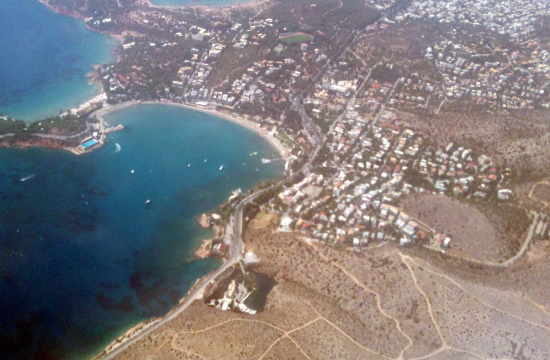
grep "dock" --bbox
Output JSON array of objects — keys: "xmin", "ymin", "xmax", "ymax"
[
  {"xmin": 105, "ymin": 124, "xmax": 124, "ymax": 133},
  {"xmin": 261, "ymin": 158, "xmax": 283, "ymax": 164}
]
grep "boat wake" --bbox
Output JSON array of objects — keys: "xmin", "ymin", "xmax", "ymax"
[
  {"xmin": 20, "ymin": 174, "xmax": 36, "ymax": 182},
  {"xmin": 114, "ymin": 143, "xmax": 121, "ymax": 153}
]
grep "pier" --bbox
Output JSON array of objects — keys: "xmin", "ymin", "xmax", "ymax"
[
  {"xmin": 261, "ymin": 158, "xmax": 283, "ymax": 164},
  {"xmin": 69, "ymin": 119, "xmax": 120, "ymax": 156},
  {"xmin": 105, "ymin": 124, "xmax": 124, "ymax": 133},
  {"xmin": 262, "ymin": 158, "xmax": 284, "ymax": 164}
]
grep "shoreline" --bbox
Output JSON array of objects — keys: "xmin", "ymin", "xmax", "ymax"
[
  {"xmin": 1, "ymin": 98, "xmax": 291, "ymax": 161},
  {"xmin": 193, "ymin": 223, "xmax": 223, "ymax": 259},
  {"xmin": 91, "ymin": 261, "xmax": 222, "ymax": 360},
  {"xmin": 92, "ymin": 100, "xmax": 291, "ymax": 160},
  {"xmin": 86, "ymin": 100, "xmax": 286, "ymax": 359},
  {"xmin": 36, "ymin": 0, "xmax": 123, "ymax": 46},
  {"xmin": 16, "ymin": 3, "xmax": 284, "ymax": 359}
]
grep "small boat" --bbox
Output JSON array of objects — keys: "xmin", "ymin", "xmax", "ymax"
[
  {"xmin": 130, "ymin": 169, "xmax": 135, "ymax": 174},
  {"xmin": 219, "ymin": 165, "xmax": 224, "ymax": 171},
  {"xmin": 187, "ymin": 164, "xmax": 191, "ymax": 168},
  {"xmin": 20, "ymin": 174, "xmax": 36, "ymax": 182},
  {"xmin": 204, "ymin": 159, "xmax": 207, "ymax": 163},
  {"xmin": 144, "ymin": 199, "xmax": 152, "ymax": 206}
]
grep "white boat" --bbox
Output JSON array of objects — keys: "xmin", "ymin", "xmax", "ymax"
[
  {"xmin": 204, "ymin": 159, "xmax": 207, "ymax": 163},
  {"xmin": 145, "ymin": 199, "xmax": 152, "ymax": 206},
  {"xmin": 20, "ymin": 174, "xmax": 36, "ymax": 182},
  {"xmin": 187, "ymin": 164, "xmax": 191, "ymax": 168},
  {"xmin": 114, "ymin": 143, "xmax": 121, "ymax": 153},
  {"xmin": 219, "ymin": 165, "xmax": 224, "ymax": 171},
  {"xmin": 130, "ymin": 169, "xmax": 135, "ymax": 174}
]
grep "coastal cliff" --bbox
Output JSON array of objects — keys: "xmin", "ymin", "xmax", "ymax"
[
  {"xmin": 0, "ymin": 111, "xmax": 103, "ymax": 153},
  {"xmin": 0, "ymin": 137, "xmax": 76, "ymax": 151}
]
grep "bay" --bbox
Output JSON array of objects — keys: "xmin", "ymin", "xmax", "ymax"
[{"xmin": 0, "ymin": 104, "xmax": 283, "ymax": 359}]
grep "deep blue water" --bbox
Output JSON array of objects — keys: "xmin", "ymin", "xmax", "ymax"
[
  {"xmin": 0, "ymin": 104, "xmax": 283, "ymax": 359},
  {"xmin": 151, "ymin": 0, "xmax": 257, "ymax": 6},
  {"xmin": 0, "ymin": 0, "xmax": 116, "ymax": 121}
]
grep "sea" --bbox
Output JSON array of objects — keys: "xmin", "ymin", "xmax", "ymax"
[
  {"xmin": 0, "ymin": 1, "xmax": 284, "ymax": 359},
  {"xmin": 0, "ymin": 105, "xmax": 283, "ymax": 359},
  {"xmin": 0, "ymin": 0, "xmax": 117, "ymax": 121}
]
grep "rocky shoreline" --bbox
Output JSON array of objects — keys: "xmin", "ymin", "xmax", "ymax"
[{"xmin": 194, "ymin": 214, "xmax": 224, "ymax": 260}]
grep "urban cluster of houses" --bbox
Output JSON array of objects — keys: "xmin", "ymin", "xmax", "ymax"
[
  {"xmin": 427, "ymin": 39, "xmax": 547, "ymax": 110},
  {"xmin": 80, "ymin": 0, "xmax": 546, "ymax": 255},
  {"xmin": 386, "ymin": 74, "xmax": 433, "ymax": 112},
  {"xmin": 275, "ymin": 109, "xmax": 513, "ymax": 252},
  {"xmin": 400, "ymin": 0, "xmax": 549, "ymax": 110},
  {"xmin": 306, "ymin": 62, "xmax": 373, "ymax": 118},
  {"xmin": 355, "ymin": 0, "xmax": 549, "ymax": 113},
  {"xmin": 164, "ymin": 17, "xmax": 328, "ymax": 110},
  {"xmin": 93, "ymin": 0, "xmax": 548, "ymax": 115}
]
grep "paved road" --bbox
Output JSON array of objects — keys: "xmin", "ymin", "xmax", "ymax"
[
  {"xmin": 499, "ymin": 212, "xmax": 540, "ymax": 267},
  {"xmin": 0, "ymin": 123, "xmax": 91, "ymax": 141},
  {"xmin": 421, "ymin": 211, "xmax": 541, "ymax": 268},
  {"xmin": 32, "ymin": 122, "xmax": 91, "ymax": 140}
]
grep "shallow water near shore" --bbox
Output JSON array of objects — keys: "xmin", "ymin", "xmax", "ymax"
[
  {"xmin": 0, "ymin": 104, "xmax": 283, "ymax": 359},
  {"xmin": 0, "ymin": 0, "xmax": 116, "ymax": 121}
]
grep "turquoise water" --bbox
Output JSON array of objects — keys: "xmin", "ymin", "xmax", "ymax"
[
  {"xmin": 0, "ymin": 0, "xmax": 116, "ymax": 121},
  {"xmin": 0, "ymin": 104, "xmax": 283, "ymax": 359},
  {"xmin": 151, "ymin": 0, "xmax": 258, "ymax": 6}
]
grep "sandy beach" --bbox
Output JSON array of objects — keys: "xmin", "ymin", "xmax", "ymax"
[{"xmin": 92, "ymin": 100, "xmax": 291, "ymax": 160}]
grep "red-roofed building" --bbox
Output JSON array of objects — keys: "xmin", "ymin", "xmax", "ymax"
[
  {"xmin": 117, "ymin": 74, "xmax": 130, "ymax": 85},
  {"xmin": 379, "ymin": 122, "xmax": 401, "ymax": 132}
]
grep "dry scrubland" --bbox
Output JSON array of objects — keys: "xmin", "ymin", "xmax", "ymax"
[
  {"xmin": 111, "ymin": 216, "xmax": 550, "ymax": 360},
  {"xmin": 401, "ymin": 194, "xmax": 530, "ymax": 262},
  {"xmin": 532, "ymin": 183, "xmax": 550, "ymax": 203},
  {"xmin": 403, "ymin": 110, "xmax": 550, "ymax": 182}
]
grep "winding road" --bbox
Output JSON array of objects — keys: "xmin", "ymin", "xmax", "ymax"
[{"xmin": 97, "ymin": 183, "xmax": 281, "ymax": 360}]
